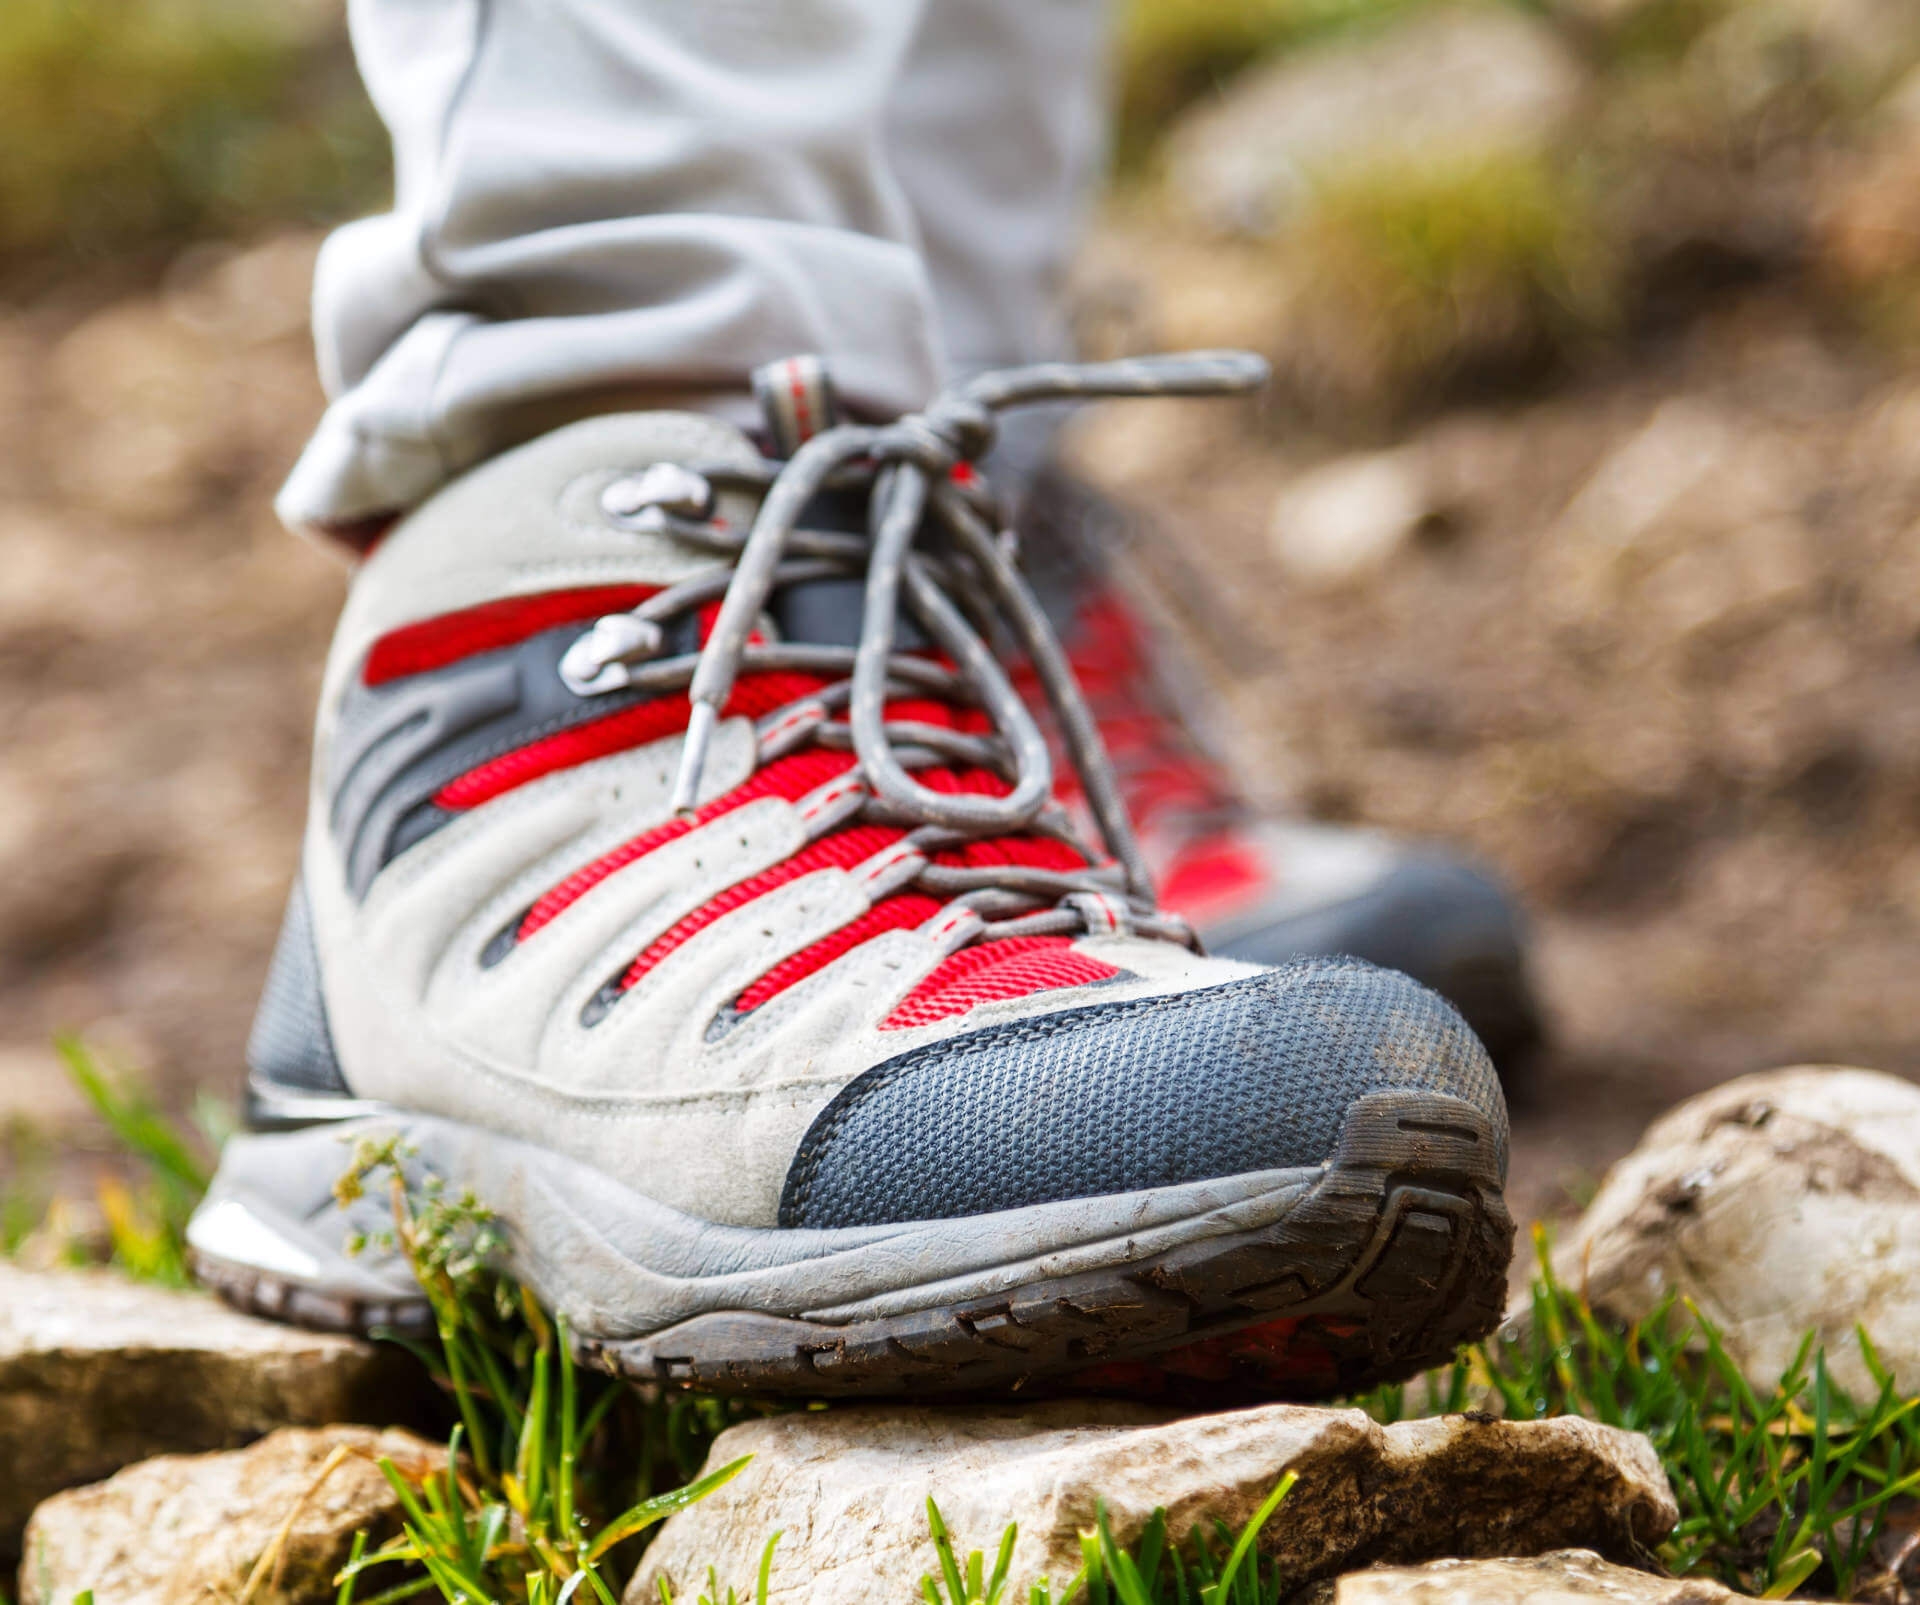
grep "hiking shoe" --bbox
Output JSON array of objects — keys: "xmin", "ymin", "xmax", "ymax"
[
  {"xmin": 1021, "ymin": 469, "xmax": 1546, "ymax": 1076},
  {"xmin": 189, "ymin": 354, "xmax": 1512, "ymax": 1402}
]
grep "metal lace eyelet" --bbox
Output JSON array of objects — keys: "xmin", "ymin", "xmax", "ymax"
[{"xmin": 600, "ymin": 464, "xmax": 714, "ymax": 528}]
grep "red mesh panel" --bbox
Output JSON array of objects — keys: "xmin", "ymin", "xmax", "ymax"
[
  {"xmin": 880, "ymin": 937, "xmax": 1119, "ymax": 1031},
  {"xmin": 433, "ymin": 670, "xmax": 829, "ymax": 811},
  {"xmin": 364, "ymin": 585, "xmax": 658, "ymax": 686},
  {"xmin": 914, "ymin": 765, "xmax": 1007, "ymax": 798},
  {"xmin": 735, "ymin": 893, "xmax": 943, "ymax": 1012},
  {"xmin": 619, "ymin": 824, "xmax": 906, "ymax": 992},
  {"xmin": 935, "ymin": 833, "xmax": 1084, "ymax": 873},
  {"xmin": 517, "ymin": 748, "xmax": 857, "ymax": 939}
]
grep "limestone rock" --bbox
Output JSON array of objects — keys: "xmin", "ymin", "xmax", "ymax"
[
  {"xmin": 18, "ymin": 1425, "xmax": 444, "ymax": 1605},
  {"xmin": 1165, "ymin": 6, "xmax": 1586, "ymax": 236},
  {"xmin": 1555, "ymin": 1065, "xmax": 1920, "ymax": 1397},
  {"xmin": 1301, "ymin": 1549, "xmax": 1749, "ymax": 1602},
  {"xmin": 628, "ymin": 1400, "xmax": 1676, "ymax": 1605},
  {"xmin": 1268, "ymin": 447, "xmax": 1437, "ymax": 587},
  {"xmin": 0, "ymin": 1265, "xmax": 426, "ymax": 1548}
]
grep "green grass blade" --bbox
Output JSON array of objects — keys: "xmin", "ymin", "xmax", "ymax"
[
  {"xmin": 756, "ymin": 1531, "xmax": 782, "ymax": 1605},
  {"xmin": 335, "ymin": 1529, "xmax": 369, "ymax": 1605},
  {"xmin": 584, "ymin": 1455, "xmax": 753, "ymax": 1563},
  {"xmin": 1761, "ymin": 1547, "xmax": 1821, "ymax": 1599},
  {"xmin": 1093, "ymin": 1506, "xmax": 1153, "ymax": 1605},
  {"xmin": 1201, "ymin": 1472, "xmax": 1294, "ymax": 1605},
  {"xmin": 55, "ymin": 1036, "xmax": 209, "ymax": 1195},
  {"xmin": 352, "ymin": 1578, "xmax": 441, "ymax": 1605},
  {"xmin": 987, "ymin": 1521, "xmax": 1019, "ymax": 1605},
  {"xmin": 927, "ymin": 1497, "xmax": 969, "ymax": 1605}
]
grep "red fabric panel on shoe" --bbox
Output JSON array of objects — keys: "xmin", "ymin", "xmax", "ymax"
[
  {"xmin": 433, "ymin": 670, "xmax": 827, "ymax": 811},
  {"xmin": 1033, "ymin": 587, "xmax": 1238, "ymax": 829},
  {"xmin": 363, "ymin": 586, "xmax": 659, "ymax": 686},
  {"xmin": 439, "ymin": 695, "xmax": 693, "ymax": 810},
  {"xmin": 1159, "ymin": 834, "xmax": 1271, "ymax": 926},
  {"xmin": 734, "ymin": 892, "xmax": 944, "ymax": 1013},
  {"xmin": 619, "ymin": 823, "xmax": 907, "ymax": 992},
  {"xmin": 517, "ymin": 748, "xmax": 858, "ymax": 940},
  {"xmin": 880, "ymin": 937, "xmax": 1120, "ymax": 1031}
]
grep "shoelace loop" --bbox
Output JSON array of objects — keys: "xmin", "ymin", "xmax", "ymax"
[{"xmin": 562, "ymin": 350, "xmax": 1267, "ymax": 950}]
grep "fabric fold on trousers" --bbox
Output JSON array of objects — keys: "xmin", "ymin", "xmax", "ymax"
[{"xmin": 282, "ymin": 0, "xmax": 1107, "ymax": 540}]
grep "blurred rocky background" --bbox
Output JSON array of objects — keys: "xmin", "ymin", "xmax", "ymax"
[{"xmin": 1, "ymin": 0, "xmax": 1917, "ymax": 1233}]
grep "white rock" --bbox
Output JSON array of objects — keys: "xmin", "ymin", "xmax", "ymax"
[
  {"xmin": 1556, "ymin": 1065, "xmax": 1920, "ymax": 1397},
  {"xmin": 1303, "ymin": 1548, "xmax": 1750, "ymax": 1602},
  {"xmin": 1268, "ymin": 447, "xmax": 1434, "ymax": 587},
  {"xmin": 0, "ymin": 1265, "xmax": 424, "ymax": 1547},
  {"xmin": 20, "ymin": 1425, "xmax": 445, "ymax": 1605},
  {"xmin": 1166, "ymin": 5, "xmax": 1587, "ymax": 236},
  {"xmin": 628, "ymin": 1400, "xmax": 1677, "ymax": 1605}
]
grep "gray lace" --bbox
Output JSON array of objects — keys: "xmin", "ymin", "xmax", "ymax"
[{"xmin": 559, "ymin": 351, "xmax": 1267, "ymax": 950}]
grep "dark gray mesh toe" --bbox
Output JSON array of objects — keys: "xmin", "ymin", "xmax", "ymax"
[{"xmin": 779, "ymin": 956, "xmax": 1503, "ymax": 1229}]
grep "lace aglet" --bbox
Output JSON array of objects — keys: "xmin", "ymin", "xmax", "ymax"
[{"xmin": 671, "ymin": 699, "xmax": 719, "ymax": 816}]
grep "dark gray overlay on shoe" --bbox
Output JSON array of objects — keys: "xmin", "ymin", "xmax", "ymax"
[
  {"xmin": 247, "ymin": 878, "xmax": 348, "ymax": 1096},
  {"xmin": 329, "ymin": 625, "xmax": 682, "ymax": 897},
  {"xmin": 779, "ymin": 955, "xmax": 1504, "ymax": 1230}
]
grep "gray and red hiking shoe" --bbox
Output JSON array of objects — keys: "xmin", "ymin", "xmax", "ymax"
[
  {"xmin": 1021, "ymin": 470, "xmax": 1545, "ymax": 1077},
  {"xmin": 189, "ymin": 355, "xmax": 1512, "ymax": 1402}
]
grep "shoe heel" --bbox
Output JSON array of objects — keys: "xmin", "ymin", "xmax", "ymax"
[{"xmin": 188, "ymin": 1122, "xmax": 432, "ymax": 1337}]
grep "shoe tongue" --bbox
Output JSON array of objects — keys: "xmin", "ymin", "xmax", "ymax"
[{"xmin": 769, "ymin": 555, "xmax": 934, "ymax": 654}]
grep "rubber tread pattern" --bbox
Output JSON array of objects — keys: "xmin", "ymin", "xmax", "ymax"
[{"xmin": 781, "ymin": 957, "xmax": 1503, "ymax": 1229}]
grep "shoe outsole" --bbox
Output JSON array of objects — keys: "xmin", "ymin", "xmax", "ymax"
[{"xmin": 191, "ymin": 1088, "xmax": 1512, "ymax": 1403}]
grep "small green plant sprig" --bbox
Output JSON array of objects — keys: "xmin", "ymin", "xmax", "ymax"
[
  {"xmin": 329, "ymin": 1135, "xmax": 755, "ymax": 1605},
  {"xmin": 920, "ymin": 1473, "xmax": 1297, "ymax": 1605}
]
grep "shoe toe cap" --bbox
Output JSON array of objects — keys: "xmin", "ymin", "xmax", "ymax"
[{"xmin": 777, "ymin": 955, "xmax": 1505, "ymax": 1229}]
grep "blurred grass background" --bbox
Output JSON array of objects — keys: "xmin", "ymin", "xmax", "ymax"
[{"xmin": 0, "ymin": 0, "xmax": 381, "ymax": 279}]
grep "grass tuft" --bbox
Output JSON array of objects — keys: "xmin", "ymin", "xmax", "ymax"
[
  {"xmin": 920, "ymin": 1473, "xmax": 1298, "ymax": 1605},
  {"xmin": 2, "ymin": 1038, "xmax": 226, "ymax": 1282},
  {"xmin": 1351, "ymin": 1226, "xmax": 1920, "ymax": 1600},
  {"xmin": 328, "ymin": 1137, "xmax": 760, "ymax": 1604},
  {"xmin": 1281, "ymin": 145, "xmax": 1616, "ymax": 411}
]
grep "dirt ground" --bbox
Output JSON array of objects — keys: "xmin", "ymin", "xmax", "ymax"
[{"xmin": 1, "ymin": 228, "xmax": 1915, "ymax": 1235}]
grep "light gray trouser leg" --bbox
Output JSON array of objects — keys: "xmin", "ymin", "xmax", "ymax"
[{"xmin": 280, "ymin": 0, "xmax": 1108, "ymax": 538}]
